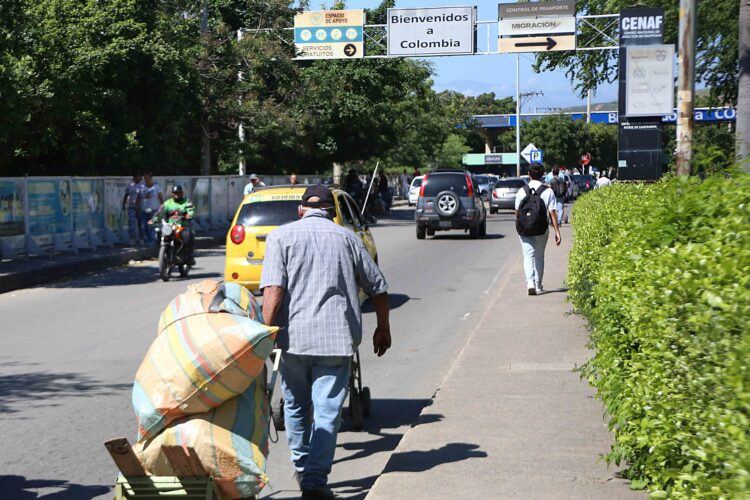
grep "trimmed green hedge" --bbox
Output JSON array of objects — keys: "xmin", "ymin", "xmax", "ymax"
[{"xmin": 569, "ymin": 175, "xmax": 750, "ymax": 498}]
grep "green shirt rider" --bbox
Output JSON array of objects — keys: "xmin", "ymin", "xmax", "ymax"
[{"xmin": 150, "ymin": 185, "xmax": 196, "ymax": 265}]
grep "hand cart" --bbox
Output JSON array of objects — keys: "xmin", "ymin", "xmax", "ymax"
[
  {"xmin": 270, "ymin": 349, "xmax": 371, "ymax": 432},
  {"xmin": 105, "ymin": 349, "xmax": 283, "ymax": 500}
]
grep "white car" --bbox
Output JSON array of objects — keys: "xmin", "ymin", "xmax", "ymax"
[{"xmin": 408, "ymin": 176, "xmax": 424, "ymax": 206}]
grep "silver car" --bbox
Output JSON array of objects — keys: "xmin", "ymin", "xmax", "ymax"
[{"xmin": 490, "ymin": 177, "xmax": 528, "ymax": 213}]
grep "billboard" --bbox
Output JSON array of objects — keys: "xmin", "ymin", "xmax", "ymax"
[{"xmin": 625, "ymin": 45, "xmax": 675, "ymax": 117}]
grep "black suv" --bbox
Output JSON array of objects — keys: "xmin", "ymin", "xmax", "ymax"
[{"xmin": 414, "ymin": 170, "xmax": 487, "ymax": 239}]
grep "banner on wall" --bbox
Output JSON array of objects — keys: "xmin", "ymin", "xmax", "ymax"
[
  {"xmin": 191, "ymin": 178, "xmax": 210, "ymax": 218},
  {"xmin": 105, "ymin": 178, "xmax": 130, "ymax": 231},
  {"xmin": 71, "ymin": 178, "xmax": 105, "ymax": 232},
  {"xmin": 0, "ymin": 180, "xmax": 25, "ymax": 237},
  {"xmin": 27, "ymin": 179, "xmax": 73, "ymax": 238}
]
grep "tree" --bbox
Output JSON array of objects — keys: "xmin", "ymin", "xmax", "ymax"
[
  {"xmin": 533, "ymin": 0, "xmax": 739, "ymax": 105},
  {"xmin": 434, "ymin": 134, "xmax": 471, "ymax": 169}
]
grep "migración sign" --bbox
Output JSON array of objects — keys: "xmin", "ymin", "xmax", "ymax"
[
  {"xmin": 498, "ymin": 1, "xmax": 576, "ymax": 54},
  {"xmin": 294, "ymin": 10, "xmax": 365, "ymax": 60},
  {"xmin": 387, "ymin": 6, "xmax": 476, "ymax": 56}
]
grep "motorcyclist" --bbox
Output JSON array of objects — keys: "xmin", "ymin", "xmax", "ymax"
[{"xmin": 151, "ymin": 185, "xmax": 196, "ymax": 265}]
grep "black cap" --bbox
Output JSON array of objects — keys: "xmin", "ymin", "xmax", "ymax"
[
  {"xmin": 172, "ymin": 185, "xmax": 183, "ymax": 193},
  {"xmin": 302, "ymin": 185, "xmax": 334, "ymax": 207}
]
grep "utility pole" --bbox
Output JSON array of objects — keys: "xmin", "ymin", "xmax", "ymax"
[
  {"xmin": 516, "ymin": 54, "xmax": 521, "ymax": 177},
  {"xmin": 586, "ymin": 89, "xmax": 592, "ymax": 124},
  {"xmin": 675, "ymin": 0, "xmax": 697, "ymax": 176},
  {"xmin": 200, "ymin": 0, "xmax": 211, "ymax": 176},
  {"xmin": 237, "ymin": 28, "xmax": 246, "ymax": 176},
  {"xmin": 738, "ymin": 0, "xmax": 750, "ymax": 169}
]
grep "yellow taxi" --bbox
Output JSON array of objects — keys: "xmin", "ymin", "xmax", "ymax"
[{"xmin": 225, "ymin": 185, "xmax": 379, "ymax": 293}]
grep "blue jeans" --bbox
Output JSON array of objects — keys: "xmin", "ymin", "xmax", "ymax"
[
  {"xmin": 519, "ymin": 230, "xmax": 549, "ymax": 288},
  {"xmin": 140, "ymin": 210, "xmax": 155, "ymax": 244},
  {"xmin": 127, "ymin": 207, "xmax": 143, "ymax": 242},
  {"xmin": 280, "ymin": 353, "xmax": 351, "ymax": 489},
  {"xmin": 555, "ymin": 198, "xmax": 564, "ymax": 225}
]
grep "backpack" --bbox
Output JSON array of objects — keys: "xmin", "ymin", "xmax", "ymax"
[
  {"xmin": 516, "ymin": 184, "xmax": 549, "ymax": 236},
  {"xmin": 550, "ymin": 175, "xmax": 567, "ymax": 198}
]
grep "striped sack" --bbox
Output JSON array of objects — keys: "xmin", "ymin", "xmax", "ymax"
[
  {"xmin": 134, "ymin": 376, "xmax": 270, "ymax": 499},
  {"xmin": 133, "ymin": 279, "xmax": 276, "ymax": 441}
]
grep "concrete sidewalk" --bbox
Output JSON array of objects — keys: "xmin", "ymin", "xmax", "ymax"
[
  {"xmin": 0, "ymin": 230, "xmax": 227, "ymax": 294},
  {"xmin": 367, "ymin": 224, "xmax": 644, "ymax": 499}
]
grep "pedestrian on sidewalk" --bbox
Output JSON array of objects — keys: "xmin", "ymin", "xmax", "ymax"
[
  {"xmin": 138, "ymin": 172, "xmax": 163, "ymax": 245},
  {"xmin": 243, "ymin": 173, "xmax": 265, "ymax": 196},
  {"xmin": 260, "ymin": 185, "xmax": 392, "ymax": 500},
  {"xmin": 122, "ymin": 173, "xmax": 143, "ymax": 245},
  {"xmin": 549, "ymin": 167, "xmax": 568, "ymax": 226},
  {"xmin": 515, "ymin": 163, "xmax": 561, "ymax": 296}
]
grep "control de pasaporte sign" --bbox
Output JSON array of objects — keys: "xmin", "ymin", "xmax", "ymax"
[
  {"xmin": 498, "ymin": 0, "xmax": 576, "ymax": 19},
  {"xmin": 387, "ymin": 6, "xmax": 475, "ymax": 56}
]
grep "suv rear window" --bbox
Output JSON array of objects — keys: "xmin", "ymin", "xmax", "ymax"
[
  {"xmin": 474, "ymin": 175, "xmax": 490, "ymax": 184},
  {"xmin": 423, "ymin": 173, "xmax": 468, "ymax": 197},
  {"xmin": 495, "ymin": 179, "xmax": 525, "ymax": 189},
  {"xmin": 237, "ymin": 200, "xmax": 299, "ymax": 226}
]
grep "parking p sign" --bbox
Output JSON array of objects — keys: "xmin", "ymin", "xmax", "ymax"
[{"xmin": 530, "ymin": 149, "xmax": 543, "ymax": 163}]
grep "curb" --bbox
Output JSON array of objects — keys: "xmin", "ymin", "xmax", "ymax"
[{"xmin": 0, "ymin": 232, "xmax": 226, "ymax": 295}]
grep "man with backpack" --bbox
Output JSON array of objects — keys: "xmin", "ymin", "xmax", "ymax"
[
  {"xmin": 549, "ymin": 167, "xmax": 568, "ymax": 225},
  {"xmin": 515, "ymin": 163, "xmax": 561, "ymax": 295}
]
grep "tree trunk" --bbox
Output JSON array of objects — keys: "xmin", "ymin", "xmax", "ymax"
[
  {"xmin": 199, "ymin": 0, "xmax": 211, "ymax": 176},
  {"xmin": 738, "ymin": 0, "xmax": 750, "ymax": 169}
]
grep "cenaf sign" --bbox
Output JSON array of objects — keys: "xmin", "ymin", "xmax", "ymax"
[{"xmin": 387, "ymin": 6, "xmax": 476, "ymax": 56}]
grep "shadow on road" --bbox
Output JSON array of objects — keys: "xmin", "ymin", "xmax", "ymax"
[
  {"xmin": 0, "ymin": 372, "xmax": 130, "ymax": 414},
  {"xmin": 0, "ymin": 475, "xmax": 110, "ymax": 500},
  {"xmin": 430, "ymin": 233, "xmax": 506, "ymax": 240},
  {"xmin": 361, "ymin": 293, "xmax": 415, "ymax": 313},
  {"xmin": 382, "ymin": 442, "xmax": 487, "ymax": 473},
  {"xmin": 44, "ymin": 265, "xmax": 221, "ymax": 289}
]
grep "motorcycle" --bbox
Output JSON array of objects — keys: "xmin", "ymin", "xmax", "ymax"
[{"xmin": 154, "ymin": 215, "xmax": 192, "ymax": 281}]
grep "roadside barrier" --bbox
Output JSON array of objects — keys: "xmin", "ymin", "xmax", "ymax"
[{"xmin": 0, "ymin": 174, "xmax": 325, "ymax": 260}]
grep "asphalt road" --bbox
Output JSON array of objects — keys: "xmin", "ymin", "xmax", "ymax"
[{"xmin": 0, "ymin": 207, "xmax": 522, "ymax": 500}]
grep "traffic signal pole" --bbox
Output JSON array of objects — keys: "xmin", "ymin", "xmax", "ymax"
[{"xmin": 516, "ymin": 53, "xmax": 521, "ymax": 177}]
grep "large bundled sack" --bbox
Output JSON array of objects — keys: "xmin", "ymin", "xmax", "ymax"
[
  {"xmin": 133, "ymin": 280, "xmax": 276, "ymax": 441},
  {"xmin": 134, "ymin": 377, "xmax": 270, "ymax": 499}
]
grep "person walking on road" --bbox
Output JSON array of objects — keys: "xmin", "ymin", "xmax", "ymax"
[
  {"xmin": 515, "ymin": 163, "xmax": 561, "ymax": 296},
  {"xmin": 122, "ymin": 173, "xmax": 143, "ymax": 245},
  {"xmin": 138, "ymin": 172, "xmax": 163, "ymax": 244},
  {"xmin": 243, "ymin": 173, "xmax": 265, "ymax": 196},
  {"xmin": 595, "ymin": 170, "xmax": 612, "ymax": 188},
  {"xmin": 549, "ymin": 167, "xmax": 568, "ymax": 226},
  {"xmin": 260, "ymin": 185, "xmax": 391, "ymax": 500}
]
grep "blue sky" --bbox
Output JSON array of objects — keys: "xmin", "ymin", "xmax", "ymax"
[{"xmin": 339, "ymin": 0, "xmax": 620, "ymax": 110}]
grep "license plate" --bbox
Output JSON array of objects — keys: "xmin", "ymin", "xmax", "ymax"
[{"xmin": 439, "ymin": 221, "xmax": 452, "ymax": 228}]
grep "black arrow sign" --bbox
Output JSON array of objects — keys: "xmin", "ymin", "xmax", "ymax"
[
  {"xmin": 515, "ymin": 37, "xmax": 558, "ymax": 51},
  {"xmin": 344, "ymin": 43, "xmax": 357, "ymax": 56}
]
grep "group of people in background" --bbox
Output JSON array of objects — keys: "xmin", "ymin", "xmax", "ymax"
[{"xmin": 122, "ymin": 172, "xmax": 164, "ymax": 246}]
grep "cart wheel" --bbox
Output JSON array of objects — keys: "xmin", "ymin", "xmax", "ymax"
[
  {"xmin": 361, "ymin": 387, "xmax": 371, "ymax": 417},
  {"xmin": 350, "ymin": 391, "xmax": 364, "ymax": 431},
  {"xmin": 271, "ymin": 397, "xmax": 285, "ymax": 431}
]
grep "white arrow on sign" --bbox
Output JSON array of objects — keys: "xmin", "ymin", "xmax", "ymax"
[{"xmin": 521, "ymin": 143, "xmax": 537, "ymax": 163}]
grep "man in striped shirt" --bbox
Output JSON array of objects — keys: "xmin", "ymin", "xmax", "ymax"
[{"xmin": 261, "ymin": 185, "xmax": 391, "ymax": 500}]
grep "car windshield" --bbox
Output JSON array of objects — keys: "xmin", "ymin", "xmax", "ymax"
[
  {"xmin": 496, "ymin": 179, "xmax": 525, "ymax": 189},
  {"xmin": 474, "ymin": 175, "xmax": 490, "ymax": 185},
  {"xmin": 411, "ymin": 178, "xmax": 423, "ymax": 188},
  {"xmin": 236, "ymin": 200, "xmax": 300, "ymax": 226},
  {"xmin": 423, "ymin": 173, "xmax": 468, "ymax": 197}
]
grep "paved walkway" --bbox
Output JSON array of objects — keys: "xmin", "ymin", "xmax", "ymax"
[{"xmin": 367, "ymin": 224, "xmax": 645, "ymax": 500}]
